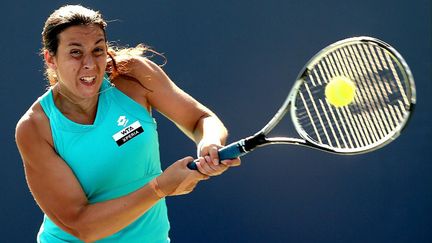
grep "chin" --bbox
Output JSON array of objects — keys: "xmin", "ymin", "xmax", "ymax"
[{"xmin": 78, "ymin": 82, "xmax": 102, "ymax": 98}]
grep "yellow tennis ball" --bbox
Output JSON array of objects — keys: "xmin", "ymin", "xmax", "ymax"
[{"xmin": 325, "ymin": 76, "xmax": 356, "ymax": 107}]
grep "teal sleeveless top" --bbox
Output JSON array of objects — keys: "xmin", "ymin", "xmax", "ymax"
[{"xmin": 38, "ymin": 77, "xmax": 170, "ymax": 242}]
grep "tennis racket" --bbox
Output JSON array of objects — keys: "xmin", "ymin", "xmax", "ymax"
[{"xmin": 187, "ymin": 36, "xmax": 416, "ymax": 170}]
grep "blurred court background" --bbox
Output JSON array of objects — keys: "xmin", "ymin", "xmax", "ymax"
[{"xmin": 1, "ymin": 0, "xmax": 431, "ymax": 242}]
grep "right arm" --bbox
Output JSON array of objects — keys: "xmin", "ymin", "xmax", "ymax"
[{"xmin": 15, "ymin": 105, "xmax": 208, "ymax": 242}]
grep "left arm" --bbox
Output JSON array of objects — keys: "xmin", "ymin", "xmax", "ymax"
[{"xmin": 121, "ymin": 56, "xmax": 240, "ymax": 175}]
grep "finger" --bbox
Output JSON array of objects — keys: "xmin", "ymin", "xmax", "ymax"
[
  {"xmin": 221, "ymin": 158, "xmax": 241, "ymax": 167},
  {"xmin": 206, "ymin": 155, "xmax": 229, "ymax": 174},
  {"xmin": 180, "ymin": 156, "xmax": 200, "ymax": 171},
  {"xmin": 181, "ymin": 156, "xmax": 194, "ymax": 164},
  {"xmin": 197, "ymin": 156, "xmax": 219, "ymax": 175},
  {"xmin": 209, "ymin": 146, "xmax": 220, "ymax": 166},
  {"xmin": 212, "ymin": 164, "xmax": 228, "ymax": 176},
  {"xmin": 195, "ymin": 157, "xmax": 210, "ymax": 175},
  {"xmin": 195, "ymin": 167, "xmax": 211, "ymax": 180},
  {"xmin": 204, "ymin": 156, "xmax": 229, "ymax": 176}
]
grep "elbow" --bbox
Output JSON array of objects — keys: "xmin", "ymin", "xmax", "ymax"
[
  {"xmin": 69, "ymin": 224, "xmax": 100, "ymax": 243},
  {"xmin": 57, "ymin": 221, "xmax": 92, "ymax": 242},
  {"xmin": 79, "ymin": 235, "xmax": 99, "ymax": 243},
  {"xmin": 54, "ymin": 211, "xmax": 102, "ymax": 242},
  {"xmin": 71, "ymin": 229, "xmax": 91, "ymax": 243},
  {"xmin": 68, "ymin": 217, "xmax": 108, "ymax": 243}
]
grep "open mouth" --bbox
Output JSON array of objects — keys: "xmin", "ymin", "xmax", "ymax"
[{"xmin": 80, "ymin": 76, "xmax": 96, "ymax": 85}]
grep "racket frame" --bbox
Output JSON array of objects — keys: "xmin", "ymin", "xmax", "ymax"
[
  {"xmin": 290, "ymin": 36, "xmax": 416, "ymax": 154},
  {"xmin": 186, "ymin": 36, "xmax": 416, "ymax": 170}
]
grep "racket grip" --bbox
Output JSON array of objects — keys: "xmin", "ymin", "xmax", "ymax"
[{"xmin": 187, "ymin": 140, "xmax": 246, "ymax": 170}]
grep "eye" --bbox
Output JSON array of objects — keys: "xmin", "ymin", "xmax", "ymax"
[
  {"xmin": 93, "ymin": 47, "xmax": 106, "ymax": 56},
  {"xmin": 70, "ymin": 49, "xmax": 82, "ymax": 57}
]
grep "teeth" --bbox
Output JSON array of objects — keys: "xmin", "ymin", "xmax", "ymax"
[{"xmin": 80, "ymin": 76, "xmax": 95, "ymax": 83}]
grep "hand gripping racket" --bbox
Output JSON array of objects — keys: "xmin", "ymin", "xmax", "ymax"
[{"xmin": 187, "ymin": 36, "xmax": 416, "ymax": 170}]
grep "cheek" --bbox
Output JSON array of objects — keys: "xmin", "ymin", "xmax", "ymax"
[
  {"xmin": 97, "ymin": 57, "xmax": 108, "ymax": 69},
  {"xmin": 61, "ymin": 62, "xmax": 79, "ymax": 74},
  {"xmin": 98, "ymin": 60, "xmax": 107, "ymax": 73},
  {"xmin": 57, "ymin": 56, "xmax": 80, "ymax": 69}
]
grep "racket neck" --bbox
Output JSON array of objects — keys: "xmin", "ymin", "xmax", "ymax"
[{"xmin": 242, "ymin": 132, "xmax": 268, "ymax": 152}]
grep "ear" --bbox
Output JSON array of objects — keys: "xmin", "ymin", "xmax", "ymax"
[{"xmin": 44, "ymin": 50, "xmax": 57, "ymax": 70}]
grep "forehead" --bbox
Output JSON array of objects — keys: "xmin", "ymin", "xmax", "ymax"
[{"xmin": 58, "ymin": 24, "xmax": 105, "ymax": 46}]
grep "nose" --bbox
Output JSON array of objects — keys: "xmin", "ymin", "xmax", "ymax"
[{"xmin": 82, "ymin": 54, "xmax": 96, "ymax": 70}]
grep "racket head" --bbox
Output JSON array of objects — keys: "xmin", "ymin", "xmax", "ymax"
[{"xmin": 289, "ymin": 36, "xmax": 415, "ymax": 154}]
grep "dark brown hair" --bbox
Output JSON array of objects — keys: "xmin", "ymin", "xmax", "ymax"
[
  {"xmin": 42, "ymin": 5, "xmax": 107, "ymax": 55},
  {"xmin": 41, "ymin": 5, "xmax": 156, "ymax": 86}
]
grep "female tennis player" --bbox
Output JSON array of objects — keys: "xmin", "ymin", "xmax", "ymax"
[{"xmin": 15, "ymin": 5, "xmax": 240, "ymax": 242}]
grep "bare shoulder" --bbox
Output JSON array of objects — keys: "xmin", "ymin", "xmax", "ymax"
[
  {"xmin": 129, "ymin": 57, "xmax": 172, "ymax": 88},
  {"xmin": 135, "ymin": 56, "xmax": 162, "ymax": 72},
  {"xmin": 15, "ymin": 100, "xmax": 53, "ymax": 152},
  {"xmin": 112, "ymin": 56, "xmax": 175, "ymax": 109}
]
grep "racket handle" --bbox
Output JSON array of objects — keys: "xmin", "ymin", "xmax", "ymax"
[{"xmin": 187, "ymin": 140, "xmax": 247, "ymax": 170}]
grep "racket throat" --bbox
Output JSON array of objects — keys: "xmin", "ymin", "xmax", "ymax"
[{"xmin": 242, "ymin": 133, "xmax": 268, "ymax": 152}]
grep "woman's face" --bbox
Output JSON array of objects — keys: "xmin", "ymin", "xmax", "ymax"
[{"xmin": 48, "ymin": 24, "xmax": 108, "ymax": 100}]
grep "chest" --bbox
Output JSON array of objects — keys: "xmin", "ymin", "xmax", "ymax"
[{"xmin": 55, "ymin": 102, "xmax": 161, "ymax": 201}]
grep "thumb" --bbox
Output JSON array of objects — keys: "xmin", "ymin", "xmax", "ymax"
[
  {"xmin": 179, "ymin": 156, "xmax": 195, "ymax": 168},
  {"xmin": 179, "ymin": 156, "xmax": 209, "ymax": 180},
  {"xmin": 182, "ymin": 156, "xmax": 195, "ymax": 164}
]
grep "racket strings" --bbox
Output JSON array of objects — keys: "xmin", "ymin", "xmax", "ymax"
[
  {"xmin": 294, "ymin": 42, "xmax": 411, "ymax": 151},
  {"xmin": 343, "ymin": 45, "xmax": 389, "ymax": 142},
  {"xmin": 338, "ymin": 47, "xmax": 383, "ymax": 145},
  {"xmin": 327, "ymin": 52, "xmax": 366, "ymax": 148},
  {"xmin": 344, "ymin": 44, "xmax": 405, "ymax": 144},
  {"xmin": 349, "ymin": 45, "xmax": 407, "ymax": 133}
]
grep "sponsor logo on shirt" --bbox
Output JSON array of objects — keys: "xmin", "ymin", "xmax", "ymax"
[
  {"xmin": 113, "ymin": 121, "xmax": 143, "ymax": 146},
  {"xmin": 117, "ymin": 115, "xmax": 129, "ymax": 127}
]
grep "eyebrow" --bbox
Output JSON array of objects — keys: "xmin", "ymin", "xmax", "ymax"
[{"xmin": 67, "ymin": 38, "xmax": 105, "ymax": 47}]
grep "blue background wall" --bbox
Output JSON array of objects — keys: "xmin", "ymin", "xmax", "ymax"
[{"xmin": 1, "ymin": 0, "xmax": 431, "ymax": 242}]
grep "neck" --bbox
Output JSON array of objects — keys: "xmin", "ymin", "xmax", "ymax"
[{"xmin": 53, "ymin": 84, "xmax": 99, "ymax": 124}]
